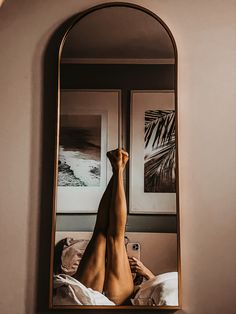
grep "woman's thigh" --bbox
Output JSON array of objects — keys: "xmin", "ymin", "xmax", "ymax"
[
  {"xmin": 74, "ymin": 232, "xmax": 106, "ymax": 293},
  {"xmin": 104, "ymin": 236, "xmax": 134, "ymax": 305}
]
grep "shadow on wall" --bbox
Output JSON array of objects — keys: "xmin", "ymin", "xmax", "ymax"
[
  {"xmin": 29, "ymin": 14, "xmax": 77, "ymax": 314},
  {"xmin": 31, "ymin": 12, "xmax": 181, "ymax": 314}
]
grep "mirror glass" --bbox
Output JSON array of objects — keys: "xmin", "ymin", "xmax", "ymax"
[{"xmin": 51, "ymin": 4, "xmax": 180, "ymax": 309}]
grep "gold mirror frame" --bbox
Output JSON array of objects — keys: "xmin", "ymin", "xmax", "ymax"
[{"xmin": 49, "ymin": 2, "xmax": 181, "ymax": 310}]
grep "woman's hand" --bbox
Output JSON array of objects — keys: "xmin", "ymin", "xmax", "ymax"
[{"xmin": 129, "ymin": 257, "xmax": 155, "ymax": 280}]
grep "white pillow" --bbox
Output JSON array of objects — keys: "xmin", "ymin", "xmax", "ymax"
[{"xmin": 133, "ymin": 272, "xmax": 178, "ymax": 306}]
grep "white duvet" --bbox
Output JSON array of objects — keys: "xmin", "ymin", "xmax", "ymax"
[
  {"xmin": 53, "ymin": 274, "xmax": 115, "ymax": 306},
  {"xmin": 53, "ymin": 272, "xmax": 178, "ymax": 306},
  {"xmin": 133, "ymin": 272, "xmax": 178, "ymax": 306}
]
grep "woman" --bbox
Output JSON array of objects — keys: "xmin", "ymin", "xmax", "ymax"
[
  {"xmin": 54, "ymin": 149, "xmax": 178, "ymax": 306},
  {"xmin": 54, "ymin": 149, "xmax": 134, "ymax": 305}
]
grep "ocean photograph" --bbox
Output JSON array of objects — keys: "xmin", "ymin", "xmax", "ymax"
[{"xmin": 58, "ymin": 114, "xmax": 102, "ymax": 187}]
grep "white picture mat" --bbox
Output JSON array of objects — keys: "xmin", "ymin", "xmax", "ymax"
[
  {"xmin": 57, "ymin": 90, "xmax": 120, "ymax": 213},
  {"xmin": 130, "ymin": 91, "xmax": 176, "ymax": 214}
]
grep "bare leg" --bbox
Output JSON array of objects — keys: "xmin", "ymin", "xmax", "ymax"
[
  {"xmin": 104, "ymin": 149, "xmax": 134, "ymax": 305},
  {"xmin": 74, "ymin": 177, "xmax": 113, "ymax": 292}
]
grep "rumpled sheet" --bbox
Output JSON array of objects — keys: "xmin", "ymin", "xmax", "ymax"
[
  {"xmin": 53, "ymin": 274, "xmax": 115, "ymax": 306},
  {"xmin": 132, "ymin": 272, "xmax": 178, "ymax": 306}
]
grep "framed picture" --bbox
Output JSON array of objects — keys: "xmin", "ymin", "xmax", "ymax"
[
  {"xmin": 129, "ymin": 90, "xmax": 176, "ymax": 214},
  {"xmin": 57, "ymin": 90, "xmax": 121, "ymax": 213}
]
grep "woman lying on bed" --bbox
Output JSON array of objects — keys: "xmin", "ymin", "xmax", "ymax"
[
  {"xmin": 54, "ymin": 149, "xmax": 134, "ymax": 306},
  {"xmin": 53, "ymin": 149, "xmax": 178, "ymax": 306}
]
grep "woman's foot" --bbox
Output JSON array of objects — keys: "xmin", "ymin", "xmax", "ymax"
[{"xmin": 107, "ymin": 149, "xmax": 129, "ymax": 172}]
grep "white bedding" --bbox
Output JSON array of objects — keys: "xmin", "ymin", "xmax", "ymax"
[
  {"xmin": 53, "ymin": 272, "xmax": 178, "ymax": 306},
  {"xmin": 132, "ymin": 272, "xmax": 178, "ymax": 306},
  {"xmin": 53, "ymin": 274, "xmax": 115, "ymax": 306}
]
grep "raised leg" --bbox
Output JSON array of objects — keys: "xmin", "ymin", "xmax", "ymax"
[
  {"xmin": 74, "ymin": 177, "xmax": 113, "ymax": 292},
  {"xmin": 104, "ymin": 149, "xmax": 134, "ymax": 305}
]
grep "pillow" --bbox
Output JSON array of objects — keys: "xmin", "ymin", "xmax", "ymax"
[
  {"xmin": 132, "ymin": 272, "xmax": 178, "ymax": 306},
  {"xmin": 60, "ymin": 238, "xmax": 89, "ymax": 276}
]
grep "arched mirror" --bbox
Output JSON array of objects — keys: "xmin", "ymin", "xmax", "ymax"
[{"xmin": 50, "ymin": 3, "xmax": 180, "ymax": 310}]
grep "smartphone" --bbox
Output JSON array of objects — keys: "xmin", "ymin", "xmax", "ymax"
[{"xmin": 127, "ymin": 242, "xmax": 141, "ymax": 260}]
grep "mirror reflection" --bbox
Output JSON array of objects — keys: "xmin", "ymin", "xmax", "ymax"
[{"xmin": 52, "ymin": 4, "xmax": 179, "ymax": 308}]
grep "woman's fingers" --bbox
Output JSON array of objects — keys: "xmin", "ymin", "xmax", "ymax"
[
  {"xmin": 128, "ymin": 257, "xmax": 138, "ymax": 265},
  {"xmin": 130, "ymin": 256, "xmax": 138, "ymax": 261},
  {"xmin": 130, "ymin": 266, "xmax": 138, "ymax": 272},
  {"xmin": 128, "ymin": 256, "xmax": 138, "ymax": 261},
  {"xmin": 130, "ymin": 265, "xmax": 143, "ymax": 275},
  {"xmin": 129, "ymin": 262, "xmax": 137, "ymax": 267}
]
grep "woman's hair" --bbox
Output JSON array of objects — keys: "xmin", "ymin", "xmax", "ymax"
[{"xmin": 53, "ymin": 238, "xmax": 68, "ymax": 274}]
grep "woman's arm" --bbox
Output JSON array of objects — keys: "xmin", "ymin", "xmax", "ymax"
[{"xmin": 129, "ymin": 257, "xmax": 155, "ymax": 280}]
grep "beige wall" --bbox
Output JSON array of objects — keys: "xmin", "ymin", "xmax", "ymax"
[{"xmin": 0, "ymin": 1, "xmax": 236, "ymax": 314}]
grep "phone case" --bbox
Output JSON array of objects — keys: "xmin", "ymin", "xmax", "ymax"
[{"xmin": 127, "ymin": 242, "xmax": 141, "ymax": 260}]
